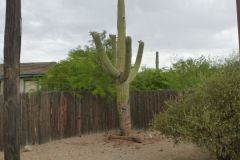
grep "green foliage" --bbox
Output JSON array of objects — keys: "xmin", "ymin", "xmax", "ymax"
[
  {"xmin": 131, "ymin": 68, "xmax": 169, "ymax": 91},
  {"xmin": 131, "ymin": 57, "xmax": 221, "ymax": 91},
  {"xmin": 40, "ymin": 38, "xmax": 223, "ymax": 94},
  {"xmin": 40, "ymin": 31, "xmax": 115, "ymax": 96},
  {"xmin": 162, "ymin": 56, "xmax": 222, "ymax": 90},
  {"xmin": 152, "ymin": 62, "xmax": 240, "ymax": 160}
]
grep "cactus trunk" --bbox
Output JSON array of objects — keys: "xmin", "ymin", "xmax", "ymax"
[
  {"xmin": 116, "ymin": 82, "xmax": 131, "ymax": 136},
  {"xmin": 91, "ymin": 0, "xmax": 144, "ymax": 136}
]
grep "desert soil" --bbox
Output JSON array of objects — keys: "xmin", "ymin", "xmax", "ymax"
[{"xmin": 0, "ymin": 130, "xmax": 215, "ymax": 160}]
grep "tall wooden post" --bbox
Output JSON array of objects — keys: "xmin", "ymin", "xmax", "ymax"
[
  {"xmin": 3, "ymin": 0, "xmax": 22, "ymax": 159},
  {"xmin": 155, "ymin": 51, "xmax": 159, "ymax": 70},
  {"xmin": 236, "ymin": 0, "xmax": 240, "ymax": 59}
]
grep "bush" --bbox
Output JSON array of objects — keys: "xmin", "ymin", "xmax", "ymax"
[{"xmin": 152, "ymin": 62, "xmax": 240, "ymax": 160}]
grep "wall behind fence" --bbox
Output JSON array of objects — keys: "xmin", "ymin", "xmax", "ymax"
[{"xmin": 0, "ymin": 91, "xmax": 177, "ymax": 150}]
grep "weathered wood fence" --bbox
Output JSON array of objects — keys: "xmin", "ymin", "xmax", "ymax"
[{"xmin": 0, "ymin": 91, "xmax": 176, "ymax": 150}]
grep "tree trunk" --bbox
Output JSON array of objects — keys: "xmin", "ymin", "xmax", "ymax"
[
  {"xmin": 116, "ymin": 82, "xmax": 131, "ymax": 136},
  {"xmin": 3, "ymin": 0, "xmax": 22, "ymax": 159}
]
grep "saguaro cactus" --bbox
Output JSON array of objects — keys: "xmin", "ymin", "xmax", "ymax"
[
  {"xmin": 156, "ymin": 51, "xmax": 159, "ymax": 70},
  {"xmin": 91, "ymin": 0, "xmax": 144, "ymax": 136}
]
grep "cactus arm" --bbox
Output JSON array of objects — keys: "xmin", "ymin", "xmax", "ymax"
[
  {"xmin": 110, "ymin": 34, "xmax": 117, "ymax": 66},
  {"xmin": 91, "ymin": 32, "xmax": 120, "ymax": 78},
  {"xmin": 128, "ymin": 41, "xmax": 144, "ymax": 82},
  {"xmin": 120, "ymin": 36, "xmax": 132, "ymax": 83}
]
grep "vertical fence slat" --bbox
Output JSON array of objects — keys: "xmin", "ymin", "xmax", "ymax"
[
  {"xmin": 39, "ymin": 92, "xmax": 51, "ymax": 144},
  {"xmin": 27, "ymin": 94, "xmax": 34, "ymax": 145},
  {"xmin": 31, "ymin": 93, "xmax": 40, "ymax": 145},
  {"xmin": 0, "ymin": 97, "xmax": 3, "ymax": 150},
  {"xmin": 75, "ymin": 95, "xmax": 82, "ymax": 137},
  {"xmin": 20, "ymin": 94, "xmax": 27, "ymax": 146}
]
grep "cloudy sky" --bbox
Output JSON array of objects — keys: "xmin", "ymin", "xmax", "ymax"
[{"xmin": 0, "ymin": 0, "xmax": 238, "ymax": 68}]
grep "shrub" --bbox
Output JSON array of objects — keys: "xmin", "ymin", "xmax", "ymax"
[{"xmin": 152, "ymin": 62, "xmax": 240, "ymax": 160}]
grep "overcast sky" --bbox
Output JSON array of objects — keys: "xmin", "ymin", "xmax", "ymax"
[{"xmin": 0, "ymin": 0, "xmax": 238, "ymax": 68}]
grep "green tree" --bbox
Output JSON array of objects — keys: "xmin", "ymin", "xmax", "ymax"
[
  {"xmin": 163, "ymin": 57, "xmax": 221, "ymax": 90},
  {"xmin": 40, "ymin": 32, "xmax": 115, "ymax": 96},
  {"xmin": 131, "ymin": 57, "xmax": 221, "ymax": 91}
]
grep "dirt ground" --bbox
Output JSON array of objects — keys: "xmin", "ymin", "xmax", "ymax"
[{"xmin": 0, "ymin": 130, "xmax": 215, "ymax": 160}]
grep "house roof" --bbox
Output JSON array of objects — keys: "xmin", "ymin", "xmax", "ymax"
[{"xmin": 0, "ymin": 62, "xmax": 56, "ymax": 79}]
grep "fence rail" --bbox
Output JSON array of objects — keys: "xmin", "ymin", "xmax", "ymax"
[{"xmin": 0, "ymin": 91, "xmax": 177, "ymax": 150}]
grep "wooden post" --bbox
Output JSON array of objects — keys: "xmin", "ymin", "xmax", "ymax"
[
  {"xmin": 3, "ymin": 0, "xmax": 22, "ymax": 159},
  {"xmin": 155, "ymin": 51, "xmax": 159, "ymax": 70},
  {"xmin": 236, "ymin": 0, "xmax": 240, "ymax": 60}
]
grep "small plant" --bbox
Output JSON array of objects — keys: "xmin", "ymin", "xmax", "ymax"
[{"xmin": 152, "ymin": 62, "xmax": 240, "ymax": 160}]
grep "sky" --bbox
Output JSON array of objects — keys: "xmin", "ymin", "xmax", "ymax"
[{"xmin": 0, "ymin": 0, "xmax": 238, "ymax": 68}]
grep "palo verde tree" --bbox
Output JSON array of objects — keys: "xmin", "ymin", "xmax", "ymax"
[
  {"xmin": 3, "ymin": 0, "xmax": 22, "ymax": 159},
  {"xmin": 91, "ymin": 0, "xmax": 144, "ymax": 136},
  {"xmin": 40, "ymin": 45, "xmax": 115, "ymax": 96}
]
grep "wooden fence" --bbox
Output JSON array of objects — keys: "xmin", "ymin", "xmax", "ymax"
[{"xmin": 0, "ymin": 91, "xmax": 177, "ymax": 150}]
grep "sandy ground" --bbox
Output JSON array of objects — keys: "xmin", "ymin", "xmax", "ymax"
[{"xmin": 0, "ymin": 130, "xmax": 215, "ymax": 160}]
